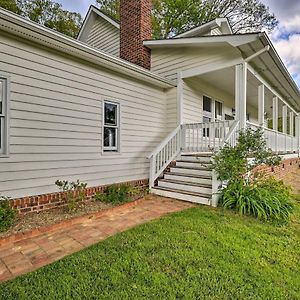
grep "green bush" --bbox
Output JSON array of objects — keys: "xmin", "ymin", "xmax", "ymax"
[
  {"xmin": 220, "ymin": 176, "xmax": 293, "ymax": 222},
  {"xmin": 94, "ymin": 184, "xmax": 140, "ymax": 204},
  {"xmin": 213, "ymin": 127, "xmax": 293, "ymax": 222},
  {"xmin": 0, "ymin": 196, "xmax": 16, "ymax": 232},
  {"xmin": 212, "ymin": 127, "xmax": 281, "ymax": 182},
  {"xmin": 55, "ymin": 180, "xmax": 87, "ymax": 212}
]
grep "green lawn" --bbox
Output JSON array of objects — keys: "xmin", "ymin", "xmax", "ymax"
[{"xmin": 1, "ymin": 200, "xmax": 300, "ymax": 300}]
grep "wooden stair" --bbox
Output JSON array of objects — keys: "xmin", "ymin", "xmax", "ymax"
[{"xmin": 151, "ymin": 153, "xmax": 214, "ymax": 205}]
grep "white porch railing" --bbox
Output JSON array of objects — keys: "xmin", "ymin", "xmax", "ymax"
[
  {"xmin": 148, "ymin": 125, "xmax": 182, "ymax": 188},
  {"xmin": 247, "ymin": 122, "xmax": 299, "ymax": 153},
  {"xmin": 183, "ymin": 120, "xmax": 236, "ymax": 152},
  {"xmin": 148, "ymin": 121, "xmax": 238, "ymax": 188}
]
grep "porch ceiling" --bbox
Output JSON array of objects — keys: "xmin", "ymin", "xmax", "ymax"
[
  {"xmin": 195, "ymin": 67, "xmax": 275, "ymax": 115},
  {"xmin": 194, "ymin": 64, "xmax": 297, "ymax": 119},
  {"xmin": 238, "ymin": 35, "xmax": 300, "ymax": 112}
]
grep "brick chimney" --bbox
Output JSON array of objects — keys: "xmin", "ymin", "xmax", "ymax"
[{"xmin": 120, "ymin": 0, "xmax": 152, "ymax": 70}]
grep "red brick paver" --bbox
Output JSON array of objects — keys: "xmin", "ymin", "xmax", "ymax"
[{"xmin": 0, "ymin": 196, "xmax": 194, "ymax": 282}]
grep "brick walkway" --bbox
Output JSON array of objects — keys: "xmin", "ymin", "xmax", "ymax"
[{"xmin": 0, "ymin": 196, "xmax": 195, "ymax": 283}]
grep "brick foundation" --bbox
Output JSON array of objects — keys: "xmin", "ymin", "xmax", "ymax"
[
  {"xmin": 10, "ymin": 179, "xmax": 149, "ymax": 214},
  {"xmin": 253, "ymin": 157, "xmax": 299, "ymax": 179}
]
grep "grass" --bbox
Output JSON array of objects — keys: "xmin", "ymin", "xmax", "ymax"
[{"xmin": 1, "ymin": 200, "xmax": 300, "ymax": 299}]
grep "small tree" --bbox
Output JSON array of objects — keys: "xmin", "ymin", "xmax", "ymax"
[
  {"xmin": 212, "ymin": 127, "xmax": 281, "ymax": 182},
  {"xmin": 212, "ymin": 128, "xmax": 293, "ymax": 222}
]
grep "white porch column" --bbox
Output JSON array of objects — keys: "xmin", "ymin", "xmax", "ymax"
[
  {"xmin": 235, "ymin": 63, "xmax": 247, "ymax": 129},
  {"xmin": 290, "ymin": 111, "xmax": 294, "ymax": 136},
  {"xmin": 282, "ymin": 105, "xmax": 288, "ymax": 134},
  {"xmin": 272, "ymin": 97, "xmax": 278, "ymax": 131},
  {"xmin": 258, "ymin": 84, "xmax": 265, "ymax": 127}
]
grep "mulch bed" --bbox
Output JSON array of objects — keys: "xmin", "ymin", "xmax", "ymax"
[{"xmin": 0, "ymin": 200, "xmax": 113, "ymax": 240}]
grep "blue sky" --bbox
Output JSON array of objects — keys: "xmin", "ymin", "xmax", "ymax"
[{"xmin": 58, "ymin": 0, "xmax": 300, "ymax": 87}]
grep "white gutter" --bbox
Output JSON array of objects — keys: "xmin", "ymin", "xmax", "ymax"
[
  {"xmin": 245, "ymin": 46, "xmax": 270, "ymax": 62},
  {"xmin": 0, "ymin": 8, "xmax": 175, "ymax": 89},
  {"xmin": 144, "ymin": 34, "xmax": 260, "ymax": 48}
]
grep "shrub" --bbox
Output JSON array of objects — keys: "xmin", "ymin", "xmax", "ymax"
[
  {"xmin": 220, "ymin": 176, "xmax": 293, "ymax": 222},
  {"xmin": 212, "ymin": 127, "xmax": 281, "ymax": 182},
  {"xmin": 0, "ymin": 196, "xmax": 16, "ymax": 232},
  {"xmin": 213, "ymin": 127, "xmax": 293, "ymax": 221},
  {"xmin": 55, "ymin": 180, "xmax": 87, "ymax": 211},
  {"xmin": 94, "ymin": 184, "xmax": 141, "ymax": 204}
]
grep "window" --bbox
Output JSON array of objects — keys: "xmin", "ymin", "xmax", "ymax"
[
  {"xmin": 0, "ymin": 78, "xmax": 8, "ymax": 156},
  {"xmin": 203, "ymin": 96, "xmax": 212, "ymax": 114},
  {"xmin": 103, "ymin": 101, "xmax": 119, "ymax": 152},
  {"xmin": 215, "ymin": 101, "xmax": 223, "ymax": 121}
]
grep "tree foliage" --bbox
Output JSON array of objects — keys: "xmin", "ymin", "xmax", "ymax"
[
  {"xmin": 0, "ymin": 0, "xmax": 82, "ymax": 37},
  {"xmin": 212, "ymin": 127, "xmax": 281, "ymax": 182},
  {"xmin": 96, "ymin": 0, "xmax": 278, "ymax": 38}
]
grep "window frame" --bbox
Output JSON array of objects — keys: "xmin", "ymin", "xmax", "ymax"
[
  {"xmin": 0, "ymin": 76, "xmax": 10, "ymax": 157},
  {"xmin": 215, "ymin": 100, "xmax": 224, "ymax": 121},
  {"xmin": 202, "ymin": 95, "xmax": 224, "ymax": 122},
  {"xmin": 102, "ymin": 100, "xmax": 120, "ymax": 153}
]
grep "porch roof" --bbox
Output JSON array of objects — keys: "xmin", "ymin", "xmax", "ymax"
[{"xmin": 144, "ymin": 33, "xmax": 300, "ymax": 112}]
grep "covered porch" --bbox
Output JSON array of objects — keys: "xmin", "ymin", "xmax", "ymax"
[{"xmin": 177, "ymin": 55, "xmax": 300, "ymax": 154}]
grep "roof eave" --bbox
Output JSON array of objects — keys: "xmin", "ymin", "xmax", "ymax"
[
  {"xmin": 144, "ymin": 34, "xmax": 260, "ymax": 49},
  {"xmin": 0, "ymin": 8, "xmax": 174, "ymax": 89},
  {"xmin": 258, "ymin": 33, "xmax": 300, "ymax": 100}
]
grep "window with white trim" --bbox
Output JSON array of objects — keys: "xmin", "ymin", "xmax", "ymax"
[
  {"xmin": 0, "ymin": 78, "xmax": 8, "ymax": 155},
  {"xmin": 215, "ymin": 101, "xmax": 223, "ymax": 121},
  {"xmin": 103, "ymin": 101, "xmax": 120, "ymax": 152}
]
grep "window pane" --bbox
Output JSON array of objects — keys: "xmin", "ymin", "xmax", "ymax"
[
  {"xmin": 104, "ymin": 103, "xmax": 118, "ymax": 126},
  {"xmin": 203, "ymin": 96, "xmax": 212, "ymax": 113},
  {"xmin": 104, "ymin": 127, "xmax": 117, "ymax": 148},
  {"xmin": 215, "ymin": 101, "xmax": 222, "ymax": 119}
]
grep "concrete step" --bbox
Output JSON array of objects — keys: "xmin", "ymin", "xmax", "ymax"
[
  {"xmin": 158, "ymin": 179, "xmax": 212, "ymax": 194},
  {"xmin": 176, "ymin": 160, "xmax": 212, "ymax": 169},
  {"xmin": 165, "ymin": 173, "xmax": 212, "ymax": 185},
  {"xmin": 170, "ymin": 166, "xmax": 212, "ymax": 177},
  {"xmin": 151, "ymin": 187, "xmax": 211, "ymax": 205}
]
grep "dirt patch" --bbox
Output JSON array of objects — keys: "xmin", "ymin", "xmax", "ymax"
[
  {"xmin": 281, "ymin": 168, "xmax": 300, "ymax": 194},
  {"xmin": 0, "ymin": 200, "xmax": 112, "ymax": 239}
]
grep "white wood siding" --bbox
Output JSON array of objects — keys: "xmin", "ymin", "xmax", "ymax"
[
  {"xmin": 0, "ymin": 33, "xmax": 168, "ymax": 198},
  {"xmin": 166, "ymin": 87, "xmax": 178, "ymax": 131},
  {"xmin": 151, "ymin": 46, "xmax": 240, "ymax": 82},
  {"xmin": 86, "ymin": 17, "xmax": 120, "ymax": 57}
]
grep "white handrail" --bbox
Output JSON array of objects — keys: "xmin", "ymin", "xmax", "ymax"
[
  {"xmin": 246, "ymin": 122, "xmax": 299, "ymax": 153},
  {"xmin": 222, "ymin": 120, "xmax": 239, "ymax": 147},
  {"xmin": 148, "ymin": 125, "xmax": 182, "ymax": 188},
  {"xmin": 147, "ymin": 125, "xmax": 181, "ymax": 159},
  {"xmin": 148, "ymin": 120, "xmax": 238, "ymax": 189},
  {"xmin": 182, "ymin": 120, "xmax": 235, "ymax": 152}
]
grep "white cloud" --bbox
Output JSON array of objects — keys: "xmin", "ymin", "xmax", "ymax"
[
  {"xmin": 262, "ymin": 0, "xmax": 300, "ymax": 87},
  {"xmin": 273, "ymin": 34, "xmax": 300, "ymax": 78}
]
